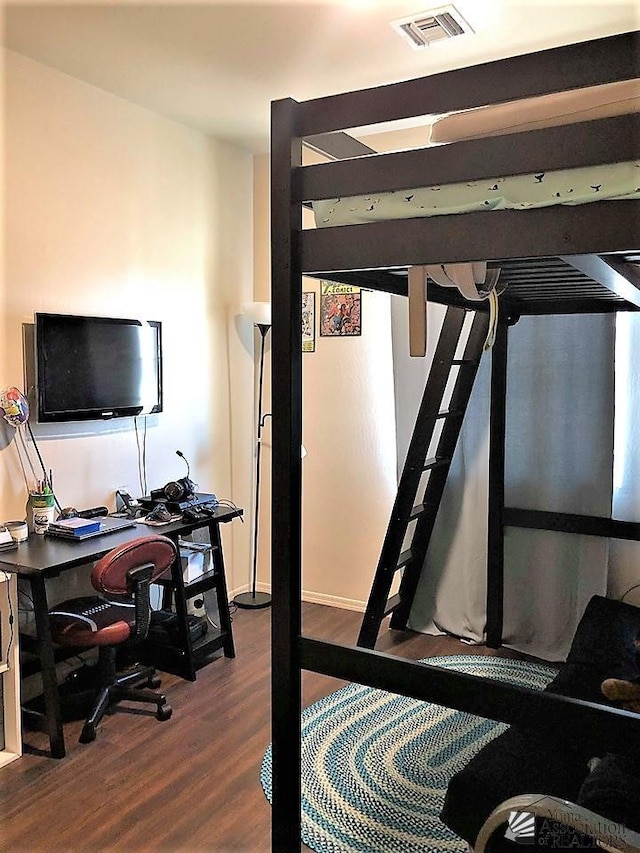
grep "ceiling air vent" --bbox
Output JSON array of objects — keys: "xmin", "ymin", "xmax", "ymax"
[{"xmin": 391, "ymin": 5, "xmax": 473, "ymax": 49}]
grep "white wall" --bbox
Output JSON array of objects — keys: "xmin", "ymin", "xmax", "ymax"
[
  {"xmin": 253, "ymin": 154, "xmax": 398, "ymax": 611},
  {"xmin": 1, "ymin": 50, "xmax": 254, "ymax": 594}
]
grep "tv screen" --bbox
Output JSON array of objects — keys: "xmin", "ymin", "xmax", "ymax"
[{"xmin": 34, "ymin": 313, "xmax": 163, "ymax": 423}]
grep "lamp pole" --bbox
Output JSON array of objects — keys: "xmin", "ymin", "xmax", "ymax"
[{"xmin": 235, "ymin": 321, "xmax": 272, "ymax": 609}]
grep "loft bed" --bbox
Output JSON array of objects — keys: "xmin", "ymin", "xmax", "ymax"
[{"xmin": 269, "ymin": 32, "xmax": 640, "ymax": 852}]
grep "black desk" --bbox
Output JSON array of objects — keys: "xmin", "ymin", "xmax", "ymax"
[{"xmin": 0, "ymin": 506, "xmax": 242, "ymax": 758}]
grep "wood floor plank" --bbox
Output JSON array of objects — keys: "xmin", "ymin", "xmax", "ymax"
[{"xmin": 1, "ymin": 603, "xmax": 533, "ymax": 852}]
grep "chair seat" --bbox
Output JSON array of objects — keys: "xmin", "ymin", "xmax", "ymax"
[{"xmin": 50, "ymin": 595, "xmax": 134, "ymax": 646}]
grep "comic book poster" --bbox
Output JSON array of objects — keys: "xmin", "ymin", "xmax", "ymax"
[
  {"xmin": 302, "ymin": 292, "xmax": 315, "ymax": 352},
  {"xmin": 319, "ymin": 282, "xmax": 361, "ymax": 337}
]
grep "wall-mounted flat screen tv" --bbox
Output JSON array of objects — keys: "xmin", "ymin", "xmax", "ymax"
[{"xmin": 34, "ymin": 313, "xmax": 163, "ymax": 423}]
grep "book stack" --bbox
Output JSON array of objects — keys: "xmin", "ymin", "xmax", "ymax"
[
  {"xmin": 0, "ymin": 526, "xmax": 18, "ymax": 552},
  {"xmin": 47, "ymin": 517, "xmax": 102, "ymax": 539}
]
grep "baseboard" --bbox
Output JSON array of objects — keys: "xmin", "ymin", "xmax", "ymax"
[
  {"xmin": 229, "ymin": 583, "xmax": 365, "ymax": 613},
  {"xmin": 300, "ymin": 590, "xmax": 365, "ymax": 612}
]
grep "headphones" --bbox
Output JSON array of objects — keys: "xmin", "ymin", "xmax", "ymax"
[{"xmin": 151, "ymin": 477, "xmax": 196, "ymax": 504}]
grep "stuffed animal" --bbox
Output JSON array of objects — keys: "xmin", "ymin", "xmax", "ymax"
[{"xmin": 601, "ymin": 678, "xmax": 640, "ymax": 713}]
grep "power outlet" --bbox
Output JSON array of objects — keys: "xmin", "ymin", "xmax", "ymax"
[{"xmin": 187, "ymin": 597, "xmax": 205, "ymax": 617}]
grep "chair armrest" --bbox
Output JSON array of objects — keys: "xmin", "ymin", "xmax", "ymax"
[{"xmin": 473, "ymin": 793, "xmax": 640, "ymax": 853}]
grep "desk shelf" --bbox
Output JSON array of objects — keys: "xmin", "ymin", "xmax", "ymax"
[
  {"xmin": 155, "ymin": 564, "xmax": 219, "ymax": 599},
  {"xmin": 139, "ymin": 625, "xmax": 226, "ymax": 676},
  {"xmin": 141, "ymin": 517, "xmax": 236, "ymax": 682},
  {"xmin": 19, "ymin": 637, "xmax": 82, "ymax": 679}
]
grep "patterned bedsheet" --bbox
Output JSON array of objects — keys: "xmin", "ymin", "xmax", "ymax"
[{"xmin": 313, "ymin": 160, "xmax": 640, "ymax": 227}]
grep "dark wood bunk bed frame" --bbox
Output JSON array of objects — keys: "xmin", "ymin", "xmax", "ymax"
[{"xmin": 270, "ymin": 31, "xmax": 640, "ymax": 851}]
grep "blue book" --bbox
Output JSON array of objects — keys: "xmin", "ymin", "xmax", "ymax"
[{"xmin": 49, "ymin": 517, "xmax": 102, "ymax": 537}]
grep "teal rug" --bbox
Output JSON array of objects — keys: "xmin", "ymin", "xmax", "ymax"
[{"xmin": 261, "ymin": 654, "xmax": 557, "ymax": 853}]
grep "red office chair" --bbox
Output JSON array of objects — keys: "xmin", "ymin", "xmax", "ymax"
[{"xmin": 49, "ymin": 534, "xmax": 177, "ymax": 744}]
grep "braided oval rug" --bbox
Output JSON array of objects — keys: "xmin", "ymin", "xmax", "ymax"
[{"xmin": 261, "ymin": 654, "xmax": 556, "ymax": 853}]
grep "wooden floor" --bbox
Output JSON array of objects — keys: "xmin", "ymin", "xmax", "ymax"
[{"xmin": 1, "ymin": 603, "xmax": 528, "ymax": 852}]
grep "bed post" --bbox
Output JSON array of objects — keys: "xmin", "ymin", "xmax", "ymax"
[
  {"xmin": 486, "ymin": 317, "xmax": 508, "ymax": 648},
  {"xmin": 270, "ymin": 96, "xmax": 303, "ymax": 852}
]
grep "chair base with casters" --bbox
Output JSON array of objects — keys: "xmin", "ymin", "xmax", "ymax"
[
  {"xmin": 49, "ymin": 534, "xmax": 177, "ymax": 744},
  {"xmin": 77, "ymin": 643, "xmax": 172, "ymax": 744}
]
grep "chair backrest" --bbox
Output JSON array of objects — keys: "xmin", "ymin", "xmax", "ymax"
[{"xmin": 92, "ymin": 534, "xmax": 177, "ymax": 597}]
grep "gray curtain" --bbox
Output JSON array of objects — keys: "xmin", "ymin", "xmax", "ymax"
[
  {"xmin": 501, "ymin": 314, "xmax": 614, "ymax": 659},
  {"xmin": 392, "ymin": 296, "xmax": 616, "ymax": 660},
  {"xmin": 608, "ymin": 312, "xmax": 640, "ymax": 605}
]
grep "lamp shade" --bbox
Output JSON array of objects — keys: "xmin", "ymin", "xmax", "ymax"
[{"xmin": 242, "ymin": 301, "xmax": 271, "ymax": 327}]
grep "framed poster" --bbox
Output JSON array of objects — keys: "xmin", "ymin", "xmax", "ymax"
[
  {"xmin": 319, "ymin": 281, "xmax": 361, "ymax": 337},
  {"xmin": 302, "ymin": 291, "xmax": 315, "ymax": 353}
]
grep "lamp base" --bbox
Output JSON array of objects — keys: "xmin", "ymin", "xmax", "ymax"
[{"xmin": 234, "ymin": 591, "xmax": 272, "ymax": 610}]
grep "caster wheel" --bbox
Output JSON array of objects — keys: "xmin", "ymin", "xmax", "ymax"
[
  {"xmin": 147, "ymin": 675, "xmax": 162, "ymax": 689},
  {"xmin": 157, "ymin": 704, "xmax": 172, "ymax": 722},
  {"xmin": 79, "ymin": 723, "xmax": 97, "ymax": 744}
]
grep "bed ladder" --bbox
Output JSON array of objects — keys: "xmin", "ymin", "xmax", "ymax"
[{"xmin": 357, "ymin": 305, "xmax": 490, "ymax": 649}]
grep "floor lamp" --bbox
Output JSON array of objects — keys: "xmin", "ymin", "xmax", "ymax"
[{"xmin": 235, "ymin": 302, "xmax": 272, "ymax": 609}]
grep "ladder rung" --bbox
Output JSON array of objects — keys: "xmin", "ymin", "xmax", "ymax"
[
  {"xmin": 409, "ymin": 503, "xmax": 428, "ymax": 520},
  {"xmin": 357, "ymin": 307, "xmax": 490, "ymax": 650},
  {"xmin": 383, "ymin": 593, "xmax": 401, "ymax": 616},
  {"xmin": 397, "ymin": 549, "xmax": 413, "ymax": 569},
  {"xmin": 423, "ymin": 456, "xmax": 450, "ymax": 471}
]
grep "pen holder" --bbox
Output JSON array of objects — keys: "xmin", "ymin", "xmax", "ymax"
[{"xmin": 27, "ymin": 492, "xmax": 56, "ymax": 534}]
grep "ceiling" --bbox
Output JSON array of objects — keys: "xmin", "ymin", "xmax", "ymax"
[{"xmin": 2, "ymin": 0, "xmax": 639, "ymax": 152}]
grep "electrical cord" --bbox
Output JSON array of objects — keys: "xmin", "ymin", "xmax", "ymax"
[
  {"xmin": 134, "ymin": 415, "xmax": 149, "ymax": 496},
  {"xmin": 202, "ymin": 598, "xmax": 219, "ymax": 631},
  {"xmin": 17, "ymin": 427, "xmax": 63, "ymax": 510},
  {"xmin": 17, "ymin": 587, "xmax": 34, "ymax": 612},
  {"xmin": 17, "ymin": 426, "xmax": 40, "ymax": 484},
  {"xmin": 621, "ymin": 582, "xmax": 640, "ymax": 603},
  {"xmin": 134, "ymin": 417, "xmax": 144, "ymax": 496},
  {"xmin": 216, "ymin": 498, "xmax": 245, "ymax": 522},
  {"xmin": 26, "ymin": 421, "xmax": 63, "ymax": 510},
  {"xmin": 14, "ymin": 429, "xmax": 33, "ymax": 493},
  {"xmin": 2, "ymin": 572, "xmax": 14, "ymax": 670},
  {"xmin": 142, "ymin": 417, "xmax": 148, "ymax": 495}
]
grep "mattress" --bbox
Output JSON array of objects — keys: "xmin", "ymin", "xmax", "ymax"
[
  {"xmin": 313, "ymin": 160, "xmax": 640, "ymax": 228},
  {"xmin": 428, "ymin": 79, "xmax": 640, "ymax": 144}
]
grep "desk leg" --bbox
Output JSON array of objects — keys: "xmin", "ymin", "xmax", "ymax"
[
  {"xmin": 210, "ymin": 522, "xmax": 236, "ymax": 659},
  {"xmin": 171, "ymin": 551, "xmax": 197, "ymax": 682},
  {"xmin": 30, "ymin": 577, "xmax": 66, "ymax": 759}
]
